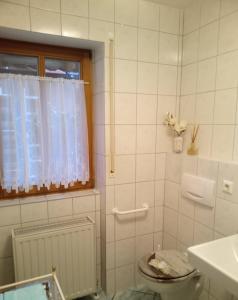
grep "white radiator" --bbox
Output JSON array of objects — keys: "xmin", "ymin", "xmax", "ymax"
[{"xmin": 12, "ymin": 217, "xmax": 96, "ymax": 300}]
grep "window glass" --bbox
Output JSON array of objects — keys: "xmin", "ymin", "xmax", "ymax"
[
  {"xmin": 0, "ymin": 39, "xmax": 92, "ymax": 197},
  {"xmin": 45, "ymin": 58, "xmax": 80, "ymax": 80},
  {"xmin": 0, "ymin": 53, "xmax": 38, "ymax": 76}
]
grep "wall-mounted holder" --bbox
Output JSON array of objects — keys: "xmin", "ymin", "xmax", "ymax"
[
  {"xmin": 174, "ymin": 136, "xmax": 184, "ymax": 153},
  {"xmin": 112, "ymin": 203, "xmax": 149, "ymax": 216}
]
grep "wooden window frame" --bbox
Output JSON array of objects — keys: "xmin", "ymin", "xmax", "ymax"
[{"xmin": 0, "ymin": 38, "xmax": 94, "ymax": 199}]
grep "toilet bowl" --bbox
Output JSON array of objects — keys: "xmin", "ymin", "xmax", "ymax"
[{"xmin": 138, "ymin": 250, "xmax": 203, "ymax": 300}]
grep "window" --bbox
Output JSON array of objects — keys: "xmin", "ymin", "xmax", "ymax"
[{"xmin": 0, "ymin": 39, "xmax": 93, "ymax": 199}]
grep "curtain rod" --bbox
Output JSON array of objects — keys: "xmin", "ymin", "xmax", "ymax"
[{"xmin": 0, "ymin": 74, "xmax": 90, "ymax": 84}]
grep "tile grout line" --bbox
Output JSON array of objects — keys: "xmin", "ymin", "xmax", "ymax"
[
  {"xmin": 132, "ymin": 0, "xmax": 139, "ymax": 287},
  {"xmin": 210, "ymin": 0, "xmax": 222, "ymax": 160},
  {"xmin": 153, "ymin": 1, "xmax": 161, "ymax": 252},
  {"xmin": 112, "ymin": 0, "xmax": 116, "ymax": 293}
]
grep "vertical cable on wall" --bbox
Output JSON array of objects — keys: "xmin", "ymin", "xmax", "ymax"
[{"xmin": 109, "ymin": 37, "xmax": 115, "ymax": 175}]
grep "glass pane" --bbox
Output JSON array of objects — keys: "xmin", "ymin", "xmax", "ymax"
[
  {"xmin": 0, "ymin": 53, "xmax": 38, "ymax": 76},
  {"xmin": 45, "ymin": 58, "xmax": 80, "ymax": 80}
]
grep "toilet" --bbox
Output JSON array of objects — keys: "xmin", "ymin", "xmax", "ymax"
[{"xmin": 138, "ymin": 250, "xmax": 203, "ymax": 300}]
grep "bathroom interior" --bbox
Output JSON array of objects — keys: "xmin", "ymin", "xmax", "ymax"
[{"xmin": 0, "ymin": 0, "xmax": 238, "ymax": 299}]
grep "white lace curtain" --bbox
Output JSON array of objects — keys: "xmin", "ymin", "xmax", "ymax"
[{"xmin": 0, "ymin": 74, "xmax": 89, "ymax": 192}]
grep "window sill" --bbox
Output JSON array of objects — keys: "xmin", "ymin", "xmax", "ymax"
[{"xmin": 0, "ymin": 188, "xmax": 99, "ymax": 207}]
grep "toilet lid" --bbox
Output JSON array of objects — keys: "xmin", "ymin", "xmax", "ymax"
[{"xmin": 139, "ymin": 250, "xmax": 196, "ymax": 281}]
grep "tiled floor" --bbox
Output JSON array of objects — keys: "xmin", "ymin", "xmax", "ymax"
[
  {"xmin": 80, "ymin": 286, "xmax": 161, "ymax": 300},
  {"xmin": 111, "ymin": 287, "xmax": 161, "ymax": 300}
]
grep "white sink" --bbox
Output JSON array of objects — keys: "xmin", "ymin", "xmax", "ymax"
[{"xmin": 188, "ymin": 234, "xmax": 238, "ymax": 296}]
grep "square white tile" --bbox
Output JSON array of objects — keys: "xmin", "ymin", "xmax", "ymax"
[
  {"xmin": 138, "ymin": 29, "xmax": 159, "ymax": 63},
  {"xmin": 61, "ymin": 0, "xmax": 88, "ymax": 17},
  {"xmin": 73, "ymin": 195, "xmax": 95, "ymax": 214},
  {"xmin": 197, "ymin": 58, "xmax": 216, "ymax": 93},
  {"xmin": 48, "ymin": 198, "xmax": 73, "ymax": 218},
  {"xmin": 21, "ymin": 202, "xmax": 48, "ymax": 223},
  {"xmin": 219, "ymin": 11, "xmax": 238, "ymax": 54},
  {"xmin": 115, "ymin": 183, "xmax": 135, "ymax": 211},
  {"xmin": 178, "ymin": 214, "xmax": 194, "ymax": 246},
  {"xmin": 181, "ymin": 63, "xmax": 197, "ymax": 95},
  {"xmin": 136, "ymin": 154, "xmax": 155, "ymax": 182},
  {"xmin": 137, "ymin": 94, "xmax": 157, "ymax": 125},
  {"xmin": 164, "ymin": 181, "xmax": 180, "ymax": 210},
  {"xmin": 115, "ymin": 238, "xmax": 135, "ymax": 267},
  {"xmin": 138, "ymin": 0, "xmax": 159, "ymax": 30},
  {"xmin": 89, "ymin": 0, "xmax": 114, "ymax": 22},
  {"xmin": 115, "ymin": 60, "xmax": 137, "ymax": 93},
  {"xmin": 115, "ymin": 214, "xmax": 136, "ymax": 240},
  {"xmin": 115, "ymin": 155, "xmax": 136, "ymax": 184},
  {"xmin": 137, "ymin": 62, "xmax": 158, "ymax": 94},
  {"xmin": 89, "ymin": 19, "xmax": 114, "ymax": 42},
  {"xmin": 198, "ymin": 21, "xmax": 219, "ymax": 60},
  {"xmin": 157, "ymin": 95, "xmax": 176, "ymax": 125},
  {"xmin": 30, "ymin": 0, "xmax": 60, "ymax": 12},
  {"xmin": 159, "ymin": 32, "xmax": 179, "ymax": 65},
  {"xmin": 115, "ymin": 24, "xmax": 138, "ymax": 60},
  {"xmin": 164, "ymin": 207, "xmax": 178, "ymax": 238},
  {"xmin": 155, "ymin": 153, "xmax": 166, "ymax": 180},
  {"xmin": 211, "ymin": 125, "xmax": 235, "ymax": 161},
  {"xmin": 136, "ymin": 207, "xmax": 154, "ymax": 235},
  {"xmin": 115, "ymin": 0, "xmax": 138, "ymax": 26},
  {"xmin": 214, "ymin": 89, "xmax": 237, "ymax": 125},
  {"xmin": 156, "ymin": 125, "xmax": 173, "ymax": 153},
  {"xmin": 62, "ymin": 15, "xmax": 88, "ymax": 39},
  {"xmin": 216, "ymin": 51, "xmax": 238, "ymax": 90},
  {"xmin": 195, "ymin": 92, "xmax": 214, "ymax": 124},
  {"xmin": 136, "ymin": 125, "xmax": 156, "ymax": 154},
  {"xmin": 30, "ymin": 8, "xmax": 61, "ymax": 35},
  {"xmin": 136, "ymin": 181, "xmax": 155, "ymax": 208},
  {"xmin": 221, "ymin": 0, "xmax": 238, "ymax": 17},
  {"xmin": 115, "ymin": 93, "xmax": 137, "ymax": 125},
  {"xmin": 182, "ymin": 30, "xmax": 199, "ymax": 65},
  {"xmin": 200, "ymin": 0, "xmax": 220, "ymax": 26},
  {"xmin": 115, "ymin": 125, "xmax": 136, "ymax": 154},
  {"xmin": 158, "ymin": 64, "xmax": 178, "ymax": 96},
  {"xmin": 160, "ymin": 5, "xmax": 181, "ymax": 34}
]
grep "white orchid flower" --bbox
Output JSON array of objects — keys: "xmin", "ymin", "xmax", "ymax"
[
  {"xmin": 169, "ymin": 117, "xmax": 176, "ymax": 126},
  {"xmin": 164, "ymin": 112, "xmax": 187, "ymax": 136},
  {"xmin": 180, "ymin": 120, "xmax": 187, "ymax": 128}
]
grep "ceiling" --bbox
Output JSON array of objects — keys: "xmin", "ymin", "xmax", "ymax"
[{"xmin": 148, "ymin": 0, "xmax": 193, "ymax": 8}]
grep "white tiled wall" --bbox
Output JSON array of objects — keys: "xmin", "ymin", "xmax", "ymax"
[
  {"xmin": 0, "ymin": 190, "xmax": 101, "ymax": 287},
  {"xmin": 97, "ymin": 1, "xmax": 183, "ymax": 293},
  {"xmin": 0, "ymin": 0, "xmax": 183, "ymax": 295},
  {"xmin": 163, "ymin": 152, "xmax": 238, "ymax": 300},
  {"xmin": 177, "ymin": 2, "xmax": 238, "ymax": 299},
  {"xmin": 181, "ymin": 0, "xmax": 238, "ymax": 162},
  {"xmin": 2, "ymin": 0, "xmax": 238, "ymax": 299}
]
